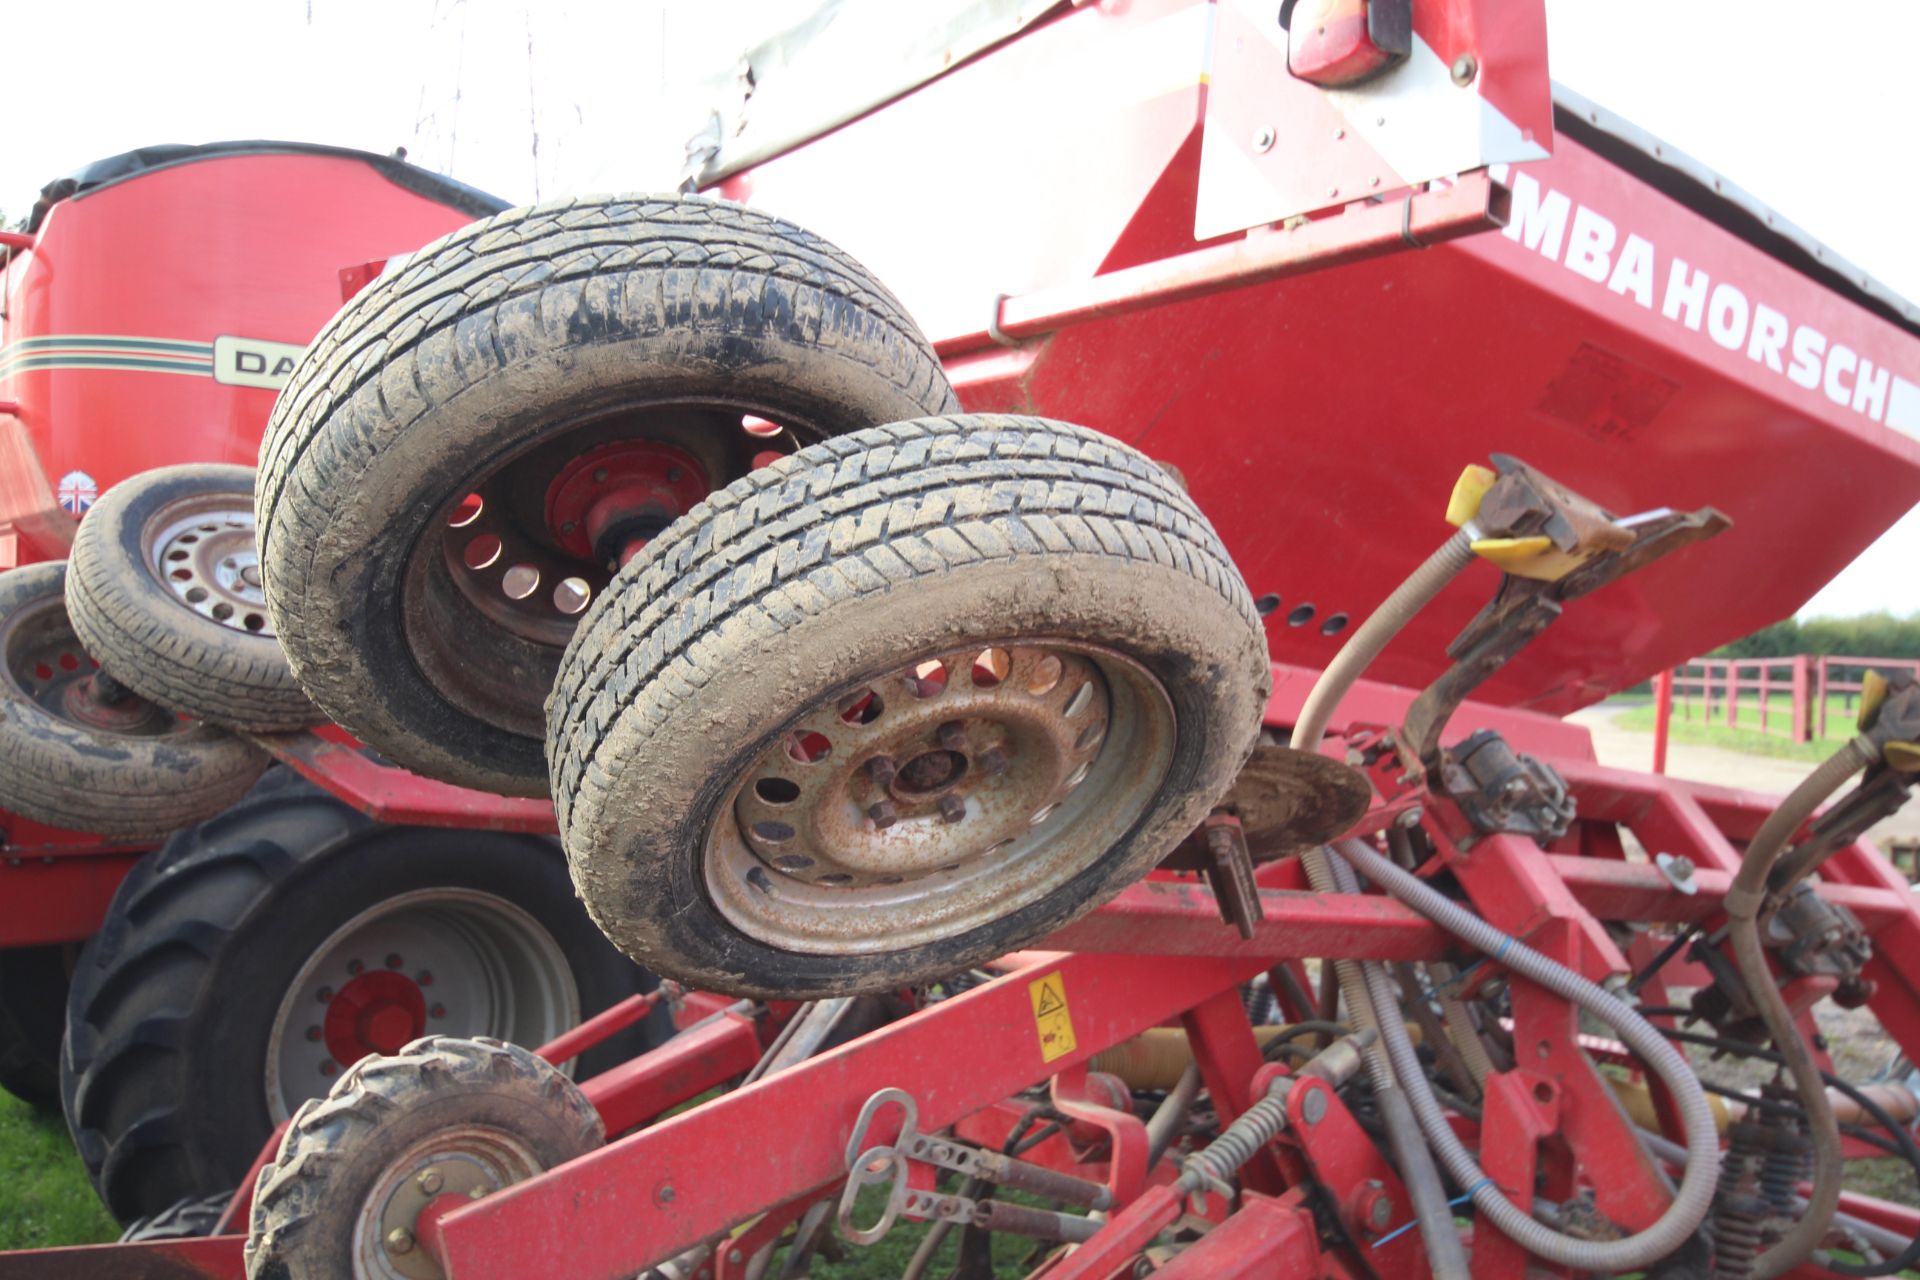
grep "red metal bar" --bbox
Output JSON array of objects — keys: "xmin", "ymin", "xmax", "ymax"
[
  {"xmin": 1149, "ymin": 1189, "xmax": 1322, "ymax": 1279},
  {"xmin": 0, "ymin": 1236, "xmax": 243, "ymax": 1280},
  {"xmin": 1043, "ymin": 879, "xmax": 1447, "ymax": 961},
  {"xmin": 936, "ymin": 173, "xmax": 1508, "ymax": 355},
  {"xmin": 535, "ymin": 990, "xmax": 663, "ymax": 1068},
  {"xmin": 579, "ymin": 1005, "xmax": 765, "ymax": 1139},
  {"xmin": 1652, "ymin": 667, "xmax": 1673, "ymax": 774},
  {"xmin": 249, "ymin": 733, "xmax": 558, "ymax": 833},
  {"xmin": 0, "ymin": 855, "xmax": 141, "ymax": 946},
  {"xmin": 1792, "ymin": 655, "xmax": 1811, "ymax": 743}
]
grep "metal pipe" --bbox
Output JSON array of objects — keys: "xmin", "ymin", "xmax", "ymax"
[{"xmin": 1143, "ymin": 1063, "xmax": 1201, "ymax": 1173}]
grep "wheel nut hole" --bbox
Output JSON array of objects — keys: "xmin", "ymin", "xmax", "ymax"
[
  {"xmin": 970, "ymin": 648, "xmax": 1011, "ymax": 688},
  {"xmin": 755, "ymin": 776, "xmax": 801, "ymax": 804},
  {"xmin": 786, "ymin": 731, "xmax": 833, "ymax": 764},
  {"xmin": 463, "ymin": 534, "xmax": 503, "ymax": 571},
  {"xmin": 908, "ymin": 660, "xmax": 948, "ymax": 699},
  {"xmin": 449, "ymin": 493, "xmax": 485, "ymax": 528},
  {"xmin": 839, "ymin": 688, "xmax": 884, "ymax": 725}
]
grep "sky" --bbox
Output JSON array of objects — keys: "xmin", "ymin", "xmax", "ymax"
[{"xmin": 5, "ymin": 0, "xmax": 1917, "ymax": 618}]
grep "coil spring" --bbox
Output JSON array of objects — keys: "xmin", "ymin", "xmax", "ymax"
[{"xmin": 1184, "ymin": 1085, "xmax": 1292, "ymax": 1189}]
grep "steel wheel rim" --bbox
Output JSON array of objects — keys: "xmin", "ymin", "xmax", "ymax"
[
  {"xmin": 0, "ymin": 592, "xmax": 184, "ymax": 736},
  {"xmin": 144, "ymin": 493, "xmax": 272, "ymax": 635},
  {"xmin": 354, "ymin": 1123, "xmax": 545, "ymax": 1280},
  {"xmin": 705, "ymin": 640, "xmax": 1176, "ymax": 956},
  {"xmin": 402, "ymin": 401, "xmax": 815, "ymax": 736},
  {"xmin": 264, "ymin": 889, "xmax": 581, "ymax": 1120}
]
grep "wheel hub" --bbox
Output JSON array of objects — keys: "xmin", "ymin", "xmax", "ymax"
[
  {"xmin": 708, "ymin": 641, "xmax": 1176, "ymax": 955},
  {"xmin": 149, "ymin": 499, "xmax": 272, "ymax": 635},
  {"xmin": 324, "ymin": 970, "xmax": 429, "ymax": 1064},
  {"xmin": 363, "ymin": 1132, "xmax": 542, "ymax": 1280},
  {"xmin": 2, "ymin": 597, "xmax": 181, "ymax": 736}
]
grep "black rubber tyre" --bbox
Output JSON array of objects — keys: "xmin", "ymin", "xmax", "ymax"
[
  {"xmin": 67, "ymin": 464, "xmax": 319, "ymax": 732},
  {"xmin": 62, "ymin": 769, "xmax": 663, "ymax": 1223},
  {"xmin": 0, "ymin": 561, "xmax": 268, "ymax": 837},
  {"xmin": 257, "ymin": 193, "xmax": 958, "ymax": 797},
  {"xmin": 0, "ymin": 944, "xmax": 69, "ymax": 1112},
  {"xmin": 119, "ymin": 1190, "xmax": 233, "ymax": 1242},
  {"xmin": 548, "ymin": 414, "xmax": 1272, "ymax": 998},
  {"xmin": 245, "ymin": 1036, "xmax": 599, "ymax": 1279}
]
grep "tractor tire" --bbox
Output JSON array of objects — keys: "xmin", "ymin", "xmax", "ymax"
[
  {"xmin": 257, "ymin": 192, "xmax": 958, "ymax": 797},
  {"xmin": 66, "ymin": 463, "xmax": 319, "ymax": 733},
  {"xmin": 0, "ymin": 945, "xmax": 69, "ymax": 1112},
  {"xmin": 245, "ymin": 1036, "xmax": 601, "ymax": 1280},
  {"xmin": 119, "ymin": 1190, "xmax": 233, "ymax": 1243},
  {"xmin": 0, "ymin": 561, "xmax": 268, "ymax": 837},
  {"xmin": 548, "ymin": 414, "xmax": 1271, "ymax": 998},
  {"xmin": 62, "ymin": 769, "xmax": 663, "ymax": 1223}
]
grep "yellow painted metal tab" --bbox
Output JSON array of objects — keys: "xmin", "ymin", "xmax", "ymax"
[
  {"xmin": 1885, "ymin": 741, "xmax": 1920, "ymax": 773},
  {"xmin": 1446, "ymin": 464, "xmax": 1497, "ymax": 527},
  {"xmin": 1029, "ymin": 973, "xmax": 1077, "ymax": 1064},
  {"xmin": 1860, "ymin": 670, "xmax": 1890, "ymax": 732}
]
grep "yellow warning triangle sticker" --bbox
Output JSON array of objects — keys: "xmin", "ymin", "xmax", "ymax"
[{"xmin": 1034, "ymin": 981, "xmax": 1065, "ymax": 1018}]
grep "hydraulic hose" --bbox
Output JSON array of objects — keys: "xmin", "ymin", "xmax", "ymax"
[
  {"xmin": 1333, "ymin": 837, "xmax": 1723, "ymax": 1272},
  {"xmin": 1143, "ymin": 1063, "xmax": 1202, "ymax": 1173},
  {"xmin": 1724, "ymin": 740, "xmax": 1873, "ymax": 1277}
]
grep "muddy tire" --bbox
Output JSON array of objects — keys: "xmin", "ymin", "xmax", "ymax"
[
  {"xmin": 0, "ymin": 561, "xmax": 268, "ymax": 837},
  {"xmin": 548, "ymin": 414, "xmax": 1271, "ymax": 998},
  {"xmin": 62, "ymin": 769, "xmax": 662, "ymax": 1222},
  {"xmin": 119, "ymin": 1190, "xmax": 233, "ymax": 1242},
  {"xmin": 257, "ymin": 193, "xmax": 957, "ymax": 797},
  {"xmin": 245, "ymin": 1036, "xmax": 601, "ymax": 1280},
  {"xmin": 0, "ymin": 945, "xmax": 69, "ymax": 1112},
  {"xmin": 67, "ymin": 464, "xmax": 318, "ymax": 733}
]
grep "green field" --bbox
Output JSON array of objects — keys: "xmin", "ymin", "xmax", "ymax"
[
  {"xmin": 0, "ymin": 1092, "xmax": 116, "ymax": 1251},
  {"xmin": 1616, "ymin": 691, "xmax": 1864, "ymax": 761}
]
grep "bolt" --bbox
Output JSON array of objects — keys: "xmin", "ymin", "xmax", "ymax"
[
  {"xmin": 657, "ymin": 1184, "xmax": 677, "ymax": 1204},
  {"xmin": 305, "ymin": 1025, "xmax": 322, "ymax": 1042},
  {"xmin": 1451, "ymin": 53, "xmax": 1478, "ymax": 86},
  {"xmin": 418, "ymin": 970, "xmax": 434, "ymax": 986},
  {"xmin": 939, "ymin": 795, "xmax": 967, "ymax": 824},
  {"xmin": 386, "ymin": 953, "xmax": 404, "ymax": 969},
  {"xmin": 316, "ymin": 987, "xmax": 333, "ymax": 1003},
  {"xmin": 1368, "ymin": 1190, "xmax": 1394, "ymax": 1230},
  {"xmin": 320, "ymin": 1059, "xmax": 337, "ymax": 1076},
  {"xmin": 979, "ymin": 746, "xmax": 1009, "ymax": 777},
  {"xmin": 1396, "ymin": 806, "xmax": 1424, "ymax": 829},
  {"xmin": 867, "ymin": 800, "xmax": 898, "ymax": 830},
  {"xmin": 866, "ymin": 755, "xmax": 898, "ymax": 789},
  {"xmin": 1370, "ymin": 176, "xmax": 1381, "ymax": 188},
  {"xmin": 667, "ymin": 467, "xmax": 684, "ymax": 484},
  {"xmin": 1301, "ymin": 1087, "xmax": 1328, "ymax": 1125},
  {"xmin": 1333, "ymin": 127, "xmax": 1345, "ymax": 141},
  {"xmin": 430, "ymin": 1003, "xmax": 447, "ymax": 1019},
  {"xmin": 417, "ymin": 1168, "xmax": 444, "ymax": 1196},
  {"xmin": 1669, "ymin": 855, "xmax": 1696, "ymax": 882},
  {"xmin": 469, "ymin": 1185, "xmax": 488, "ymax": 1200},
  {"xmin": 347, "ymin": 958, "xmax": 364, "ymax": 976},
  {"xmin": 937, "ymin": 721, "xmax": 969, "ymax": 753},
  {"xmin": 1327, "ymin": 186, "xmax": 1339, "ymax": 199},
  {"xmin": 729, "ymin": 1250, "xmax": 744, "ymax": 1265},
  {"xmin": 560, "ymin": 521, "xmax": 576, "ymax": 535},
  {"xmin": 387, "ymin": 1227, "xmax": 415, "ymax": 1255},
  {"xmin": 592, "ymin": 467, "xmax": 610, "ymax": 483},
  {"xmin": 1252, "ymin": 124, "xmax": 1276, "ymax": 153}
]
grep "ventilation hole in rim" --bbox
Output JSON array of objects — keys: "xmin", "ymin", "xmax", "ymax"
[
  {"xmin": 876, "ymin": 876, "xmax": 905, "ymax": 886},
  {"xmin": 1065, "ymin": 762, "xmax": 1090, "ymax": 788},
  {"xmin": 741, "ymin": 415, "xmax": 783, "ymax": 438},
  {"xmin": 178, "ymin": 534, "xmax": 198, "ymax": 544},
  {"xmin": 1254, "ymin": 593, "xmax": 1282, "ymax": 617},
  {"xmin": 449, "ymin": 493, "xmax": 484, "ymax": 528},
  {"xmin": 166, "ymin": 549, "xmax": 189, "ymax": 562},
  {"xmin": 755, "ymin": 777, "xmax": 802, "ymax": 804},
  {"xmin": 552, "ymin": 577, "xmax": 592, "ymax": 616},
  {"xmin": 971, "ymin": 648, "xmax": 1011, "ymax": 688},
  {"xmin": 88, "ymin": 657, "xmax": 99, "ymax": 668},
  {"xmin": 1030, "ymin": 804, "xmax": 1056, "ymax": 826},
  {"xmin": 939, "ymin": 864, "xmax": 962, "ymax": 873},
  {"xmin": 839, "ymin": 689, "xmax": 884, "ymax": 725},
  {"xmin": 170, "ymin": 568, "xmax": 192, "ymax": 581},
  {"xmin": 773, "ymin": 854, "xmax": 814, "ymax": 871},
  {"xmin": 786, "ymin": 731, "xmax": 833, "ymax": 764},
  {"xmin": 817, "ymin": 873, "xmax": 855, "ymax": 885},
  {"xmin": 751, "ymin": 821, "xmax": 796, "ymax": 843},
  {"xmin": 243, "ymin": 613, "xmax": 266, "ymax": 632},
  {"xmin": 211, "ymin": 602, "xmax": 234, "ymax": 621},
  {"xmin": 462, "ymin": 534, "xmax": 502, "ymax": 571},
  {"xmin": 186, "ymin": 587, "xmax": 209, "ymax": 604},
  {"xmin": 1027, "ymin": 655, "xmax": 1063, "ymax": 697},
  {"xmin": 502, "ymin": 565, "xmax": 541, "ymax": 600},
  {"xmin": 908, "ymin": 660, "xmax": 948, "ymax": 699},
  {"xmin": 751, "ymin": 449, "xmax": 785, "ymax": 471},
  {"xmin": 1075, "ymin": 721, "xmax": 1106, "ymax": 752},
  {"xmin": 197, "ymin": 524, "xmax": 219, "ymax": 533},
  {"xmin": 1063, "ymin": 683, "xmax": 1093, "ymax": 717},
  {"xmin": 1320, "ymin": 612, "xmax": 1350, "ymax": 637},
  {"xmin": 33, "ymin": 662, "xmax": 52, "ymax": 681},
  {"xmin": 58, "ymin": 653, "xmax": 79, "ymax": 671},
  {"xmin": 745, "ymin": 866, "xmax": 774, "ymax": 894},
  {"xmin": 1287, "ymin": 603, "xmax": 1316, "ymax": 627}
]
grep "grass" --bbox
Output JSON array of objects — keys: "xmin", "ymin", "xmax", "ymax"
[
  {"xmin": 1615, "ymin": 692, "xmax": 1862, "ymax": 761},
  {"xmin": 0, "ymin": 1092, "xmax": 117, "ymax": 1252}
]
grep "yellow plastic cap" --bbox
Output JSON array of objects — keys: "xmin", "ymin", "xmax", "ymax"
[{"xmin": 1446, "ymin": 464, "xmax": 1497, "ymax": 528}]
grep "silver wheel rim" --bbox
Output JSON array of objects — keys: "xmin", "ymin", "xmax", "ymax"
[
  {"xmin": 264, "ymin": 889, "xmax": 580, "ymax": 1120},
  {"xmin": 146, "ymin": 494, "xmax": 272, "ymax": 635},
  {"xmin": 705, "ymin": 641, "xmax": 1176, "ymax": 956},
  {"xmin": 354, "ymin": 1123, "xmax": 546, "ymax": 1280}
]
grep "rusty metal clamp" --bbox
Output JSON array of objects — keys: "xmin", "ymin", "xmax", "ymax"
[{"xmin": 837, "ymin": 1086, "xmax": 1110, "ymax": 1248}]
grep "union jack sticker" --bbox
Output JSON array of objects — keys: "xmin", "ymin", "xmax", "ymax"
[{"xmin": 57, "ymin": 470, "xmax": 98, "ymax": 516}]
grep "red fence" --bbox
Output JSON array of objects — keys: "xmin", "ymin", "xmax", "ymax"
[{"xmin": 1649, "ymin": 655, "xmax": 1920, "ymax": 773}]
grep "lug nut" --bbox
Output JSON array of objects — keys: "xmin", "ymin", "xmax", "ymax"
[
  {"xmin": 316, "ymin": 987, "xmax": 333, "ymax": 1003},
  {"xmin": 939, "ymin": 795, "xmax": 967, "ymax": 824},
  {"xmin": 305, "ymin": 1025, "xmax": 322, "ymax": 1042},
  {"xmin": 937, "ymin": 721, "xmax": 969, "ymax": 753},
  {"xmin": 320, "ymin": 1060, "xmax": 337, "ymax": 1076},
  {"xmin": 347, "ymin": 959, "xmax": 364, "ymax": 976},
  {"xmin": 867, "ymin": 800, "xmax": 898, "ymax": 830},
  {"xmin": 417, "ymin": 1169, "xmax": 444, "ymax": 1196},
  {"xmin": 386, "ymin": 953, "xmax": 404, "ymax": 969},
  {"xmin": 979, "ymin": 746, "xmax": 1008, "ymax": 777},
  {"xmin": 386, "ymin": 1227, "xmax": 415, "ymax": 1255},
  {"xmin": 430, "ymin": 1004, "xmax": 447, "ymax": 1019},
  {"xmin": 866, "ymin": 755, "xmax": 898, "ymax": 788},
  {"xmin": 418, "ymin": 970, "xmax": 434, "ymax": 986}
]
